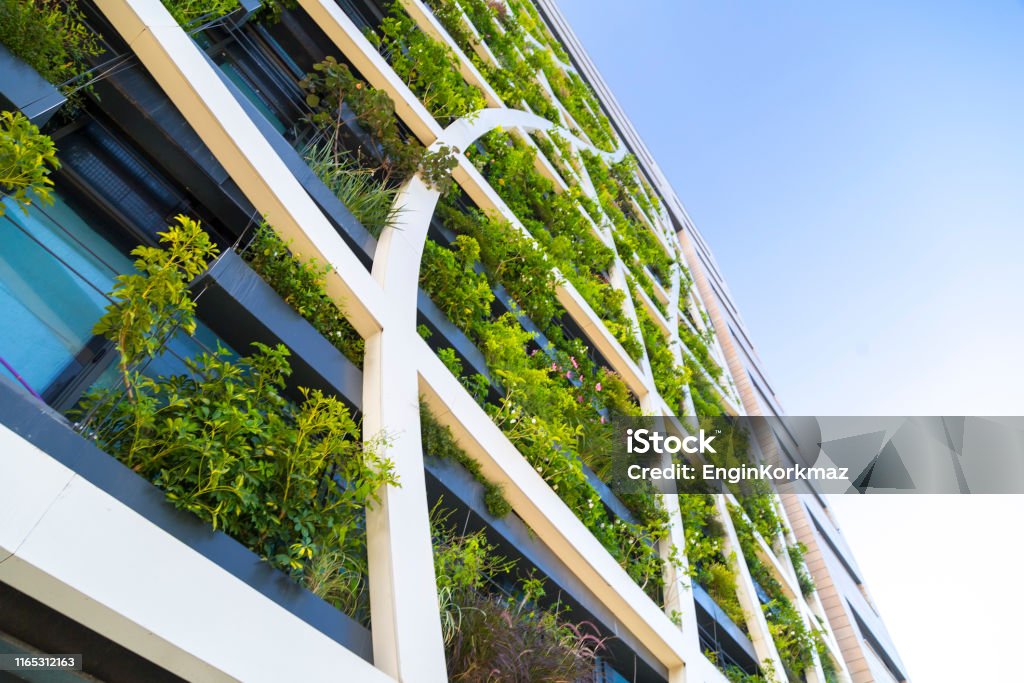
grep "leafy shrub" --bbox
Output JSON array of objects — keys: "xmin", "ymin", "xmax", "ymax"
[
  {"xmin": 731, "ymin": 506, "xmax": 819, "ymax": 677},
  {"xmin": 432, "ymin": 507, "xmax": 605, "ymax": 682},
  {"xmin": 581, "ymin": 150, "xmax": 674, "ymax": 281},
  {"xmin": 421, "ymin": 404, "xmax": 511, "ymax": 517},
  {"xmin": 300, "ymin": 56, "xmax": 457, "ymax": 189},
  {"xmin": 788, "ymin": 542, "xmax": 816, "ymax": 596},
  {"xmin": 636, "ymin": 306, "xmax": 690, "ymax": 414},
  {"xmin": 678, "ymin": 493, "xmax": 746, "ymax": 629},
  {"xmin": 426, "ymin": 0, "xmax": 615, "ymax": 150},
  {"xmin": 420, "ymin": 265, "xmax": 665, "ymax": 592},
  {"xmin": 0, "ymin": 111, "xmax": 59, "ymax": 216},
  {"xmin": 468, "ymin": 131, "xmax": 643, "ymax": 361},
  {"xmin": 0, "ymin": 0, "xmax": 101, "ymax": 98},
  {"xmin": 77, "ymin": 217, "xmax": 397, "ymax": 623},
  {"xmin": 421, "ymin": 235, "xmax": 495, "ymax": 334},
  {"xmin": 435, "ymin": 195, "xmax": 562, "ymax": 326},
  {"xmin": 678, "ymin": 317, "xmax": 723, "ymax": 382},
  {"xmin": 368, "ymin": 1, "xmax": 485, "ymax": 121},
  {"xmin": 243, "ymin": 223, "xmax": 364, "ymax": 367},
  {"xmin": 160, "ymin": 0, "xmax": 239, "ymax": 26},
  {"xmin": 418, "ymin": 198, "xmax": 664, "ymax": 596}
]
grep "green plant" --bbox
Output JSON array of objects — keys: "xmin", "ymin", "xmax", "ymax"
[
  {"xmin": 0, "ymin": 0, "xmax": 101, "ymax": 99},
  {"xmin": 788, "ymin": 542, "xmax": 816, "ymax": 596},
  {"xmin": 160, "ymin": 0, "xmax": 239, "ymax": 26},
  {"xmin": 421, "ymin": 235, "xmax": 495, "ymax": 334},
  {"xmin": 703, "ymin": 650, "xmax": 778, "ymax": 683},
  {"xmin": 431, "ymin": 506, "xmax": 605, "ymax": 682},
  {"xmin": 419, "ymin": 241, "xmax": 664, "ymax": 591},
  {"xmin": 435, "ymin": 194, "xmax": 563, "ymax": 326},
  {"xmin": 815, "ymin": 632, "xmax": 839, "ymax": 683},
  {"xmin": 422, "ymin": 0, "xmax": 616, "ymax": 150},
  {"xmin": 636, "ymin": 306, "xmax": 690, "ymax": 414},
  {"xmin": 422, "ymin": 404, "xmax": 511, "ymax": 517},
  {"xmin": 468, "ymin": 130, "xmax": 643, "ymax": 361},
  {"xmin": 77, "ymin": 220, "xmax": 397, "ymax": 624},
  {"xmin": 300, "ymin": 56, "xmax": 457, "ymax": 189},
  {"xmin": 582, "ymin": 150, "xmax": 674, "ymax": 281},
  {"xmin": 304, "ymin": 142, "xmax": 401, "ymax": 237},
  {"xmin": 0, "ymin": 111, "xmax": 59, "ymax": 216},
  {"xmin": 418, "ymin": 190, "xmax": 663, "ymax": 596},
  {"xmin": 678, "ymin": 494, "xmax": 746, "ymax": 629},
  {"xmin": 92, "ymin": 215, "xmax": 218, "ymax": 392},
  {"xmin": 731, "ymin": 506, "xmax": 818, "ymax": 677},
  {"xmin": 243, "ymin": 223, "xmax": 364, "ymax": 366},
  {"xmin": 368, "ymin": 1, "xmax": 485, "ymax": 121},
  {"xmin": 628, "ymin": 270, "xmax": 668, "ymax": 321}
]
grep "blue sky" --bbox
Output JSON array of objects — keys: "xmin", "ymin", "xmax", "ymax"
[
  {"xmin": 557, "ymin": 1, "xmax": 1024, "ymax": 680},
  {"xmin": 558, "ymin": 0, "xmax": 1024, "ymax": 416}
]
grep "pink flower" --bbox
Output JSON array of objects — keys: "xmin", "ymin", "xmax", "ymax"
[
  {"xmin": 577, "ymin": 395, "xmax": 584, "ymax": 403},
  {"xmin": 570, "ymin": 356, "xmax": 578, "ymax": 369},
  {"xmin": 595, "ymin": 382, "xmax": 603, "ymax": 392},
  {"xmin": 566, "ymin": 371, "xmax": 573, "ymax": 380},
  {"xmin": 600, "ymin": 416, "xmax": 606, "ymax": 424},
  {"xmin": 551, "ymin": 363, "xmax": 558, "ymax": 371}
]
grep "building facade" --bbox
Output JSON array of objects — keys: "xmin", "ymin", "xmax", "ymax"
[{"xmin": 0, "ymin": 0, "xmax": 906, "ymax": 681}]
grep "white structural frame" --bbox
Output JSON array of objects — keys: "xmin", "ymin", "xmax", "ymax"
[{"xmin": 0, "ymin": 0, "xmax": 853, "ymax": 682}]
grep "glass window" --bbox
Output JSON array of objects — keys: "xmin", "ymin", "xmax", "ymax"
[{"xmin": 0, "ymin": 194, "xmax": 132, "ymax": 396}]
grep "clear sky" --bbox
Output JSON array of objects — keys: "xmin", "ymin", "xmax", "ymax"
[
  {"xmin": 558, "ymin": 0, "xmax": 1024, "ymax": 417},
  {"xmin": 556, "ymin": 1, "xmax": 1024, "ymax": 680}
]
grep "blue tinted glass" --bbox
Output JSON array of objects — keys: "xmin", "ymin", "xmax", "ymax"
[{"xmin": 0, "ymin": 195, "xmax": 132, "ymax": 393}]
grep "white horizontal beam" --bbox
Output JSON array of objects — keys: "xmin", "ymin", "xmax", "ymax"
[{"xmin": 0, "ymin": 425, "xmax": 392, "ymax": 683}]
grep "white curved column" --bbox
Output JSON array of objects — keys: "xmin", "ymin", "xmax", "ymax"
[
  {"xmin": 363, "ymin": 104, "xmax": 637, "ymax": 679},
  {"xmin": 364, "ymin": 174, "xmax": 447, "ymax": 681}
]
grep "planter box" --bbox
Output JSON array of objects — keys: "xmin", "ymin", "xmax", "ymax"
[
  {"xmin": 693, "ymin": 583, "xmax": 759, "ymax": 672},
  {"xmin": 211, "ymin": 63, "xmax": 378, "ymax": 266},
  {"xmin": 424, "ymin": 455, "xmax": 667, "ymax": 683},
  {"xmin": 0, "ymin": 374, "xmax": 373, "ymax": 662},
  {"xmin": 0, "ymin": 45, "xmax": 66, "ymax": 126},
  {"xmin": 197, "ymin": 249, "xmax": 364, "ymax": 411}
]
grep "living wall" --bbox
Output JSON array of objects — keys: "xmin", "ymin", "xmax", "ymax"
[
  {"xmin": 730, "ymin": 506, "xmax": 832, "ymax": 681},
  {"xmin": 678, "ymin": 493, "xmax": 745, "ymax": 630},
  {"xmin": 423, "ymin": 0, "xmax": 617, "ymax": 151},
  {"xmin": 300, "ymin": 55, "xmax": 458, "ymax": 189},
  {"xmin": 160, "ymin": 0, "xmax": 240, "ymax": 26},
  {"xmin": 74, "ymin": 217, "xmax": 396, "ymax": 625},
  {"xmin": 467, "ymin": 130, "xmax": 644, "ymax": 362},
  {"xmin": 243, "ymin": 223, "xmax": 365, "ymax": 366},
  {"xmin": 432, "ymin": 506, "xmax": 606, "ymax": 681},
  {"xmin": 418, "ymin": 204, "xmax": 670, "ymax": 596},
  {"xmin": 367, "ymin": 0, "xmax": 486, "ymax": 123},
  {"xmin": 581, "ymin": 150, "xmax": 675, "ymax": 285}
]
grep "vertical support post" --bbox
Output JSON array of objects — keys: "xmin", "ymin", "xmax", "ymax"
[
  {"xmin": 363, "ymin": 328, "xmax": 447, "ymax": 681},
  {"xmin": 363, "ymin": 179, "xmax": 448, "ymax": 681}
]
